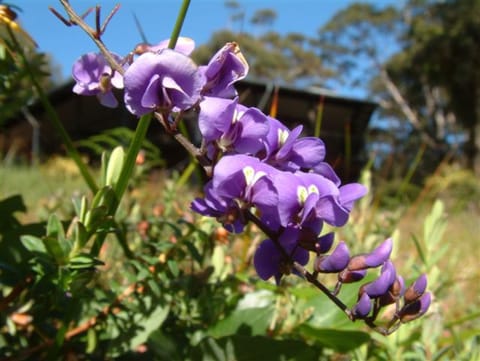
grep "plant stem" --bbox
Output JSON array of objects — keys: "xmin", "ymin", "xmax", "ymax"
[
  {"xmin": 7, "ymin": 26, "xmax": 99, "ymax": 193},
  {"xmin": 56, "ymin": 0, "xmax": 124, "ymax": 74},
  {"xmin": 168, "ymin": 0, "xmax": 191, "ymax": 49},
  {"xmin": 112, "ymin": 114, "xmax": 151, "ymax": 209},
  {"xmin": 90, "ymin": 114, "xmax": 151, "ymax": 258},
  {"xmin": 245, "ymin": 211, "xmax": 351, "ymax": 317}
]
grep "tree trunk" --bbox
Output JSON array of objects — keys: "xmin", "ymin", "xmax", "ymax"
[{"xmin": 467, "ymin": 73, "xmax": 480, "ymax": 175}]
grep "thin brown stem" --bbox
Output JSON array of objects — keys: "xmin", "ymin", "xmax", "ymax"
[
  {"xmin": 52, "ymin": 0, "xmax": 124, "ymax": 74},
  {"xmin": 101, "ymin": 4, "xmax": 121, "ymax": 35},
  {"xmin": 1, "ymin": 283, "xmax": 139, "ymax": 361},
  {"xmin": 0, "ymin": 276, "xmax": 33, "ymax": 312},
  {"xmin": 94, "ymin": 5, "xmax": 101, "ymax": 38}
]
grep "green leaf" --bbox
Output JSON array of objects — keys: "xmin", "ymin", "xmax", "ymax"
[
  {"xmin": 129, "ymin": 303, "xmax": 170, "ymax": 350},
  {"xmin": 20, "ymin": 235, "xmax": 47, "ymax": 254},
  {"xmin": 43, "ymin": 236, "xmax": 68, "ymax": 264},
  {"xmin": 167, "ymin": 260, "xmax": 179, "ymax": 277},
  {"xmin": 297, "ymin": 324, "xmax": 371, "ymax": 353},
  {"xmin": 198, "ymin": 335, "xmax": 320, "ymax": 361},
  {"xmin": 423, "ymin": 200, "xmax": 446, "ymax": 249},
  {"xmin": 46, "ymin": 213, "xmax": 65, "ymax": 240},
  {"xmin": 208, "ymin": 306, "xmax": 274, "ymax": 338},
  {"xmin": 86, "ymin": 328, "xmax": 97, "ymax": 354},
  {"xmin": 69, "ymin": 254, "xmax": 104, "ymax": 270},
  {"xmin": 84, "ymin": 206, "xmax": 108, "ymax": 231}
]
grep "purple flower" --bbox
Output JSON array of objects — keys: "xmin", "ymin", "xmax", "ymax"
[
  {"xmin": 261, "ymin": 117, "xmax": 326, "ymax": 171},
  {"xmin": 199, "ymin": 42, "xmax": 249, "ymax": 98},
  {"xmin": 191, "ymin": 154, "xmax": 279, "ymax": 231},
  {"xmin": 123, "ymin": 49, "xmax": 202, "ymax": 116},
  {"xmin": 253, "ymin": 227, "xmax": 309, "ymax": 284},
  {"xmin": 272, "ymin": 170, "xmax": 366, "ymax": 230},
  {"xmin": 198, "ymin": 97, "xmax": 270, "ymax": 155},
  {"xmin": 191, "ymin": 181, "xmax": 245, "ymax": 233},
  {"xmin": 348, "ymin": 238, "xmax": 393, "ymax": 271},
  {"xmin": 72, "ymin": 52, "xmax": 123, "ymax": 108}
]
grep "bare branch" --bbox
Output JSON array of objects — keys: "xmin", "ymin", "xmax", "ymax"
[
  {"xmin": 378, "ymin": 67, "xmax": 438, "ymax": 148},
  {"xmin": 51, "ymin": 0, "xmax": 124, "ymax": 75}
]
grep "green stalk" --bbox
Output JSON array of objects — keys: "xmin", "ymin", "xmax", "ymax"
[
  {"xmin": 167, "ymin": 0, "xmax": 191, "ymax": 49},
  {"xmin": 398, "ymin": 142, "xmax": 426, "ymax": 196},
  {"xmin": 314, "ymin": 95, "xmax": 324, "ymax": 138},
  {"xmin": 89, "ymin": 114, "xmax": 151, "ymax": 258},
  {"xmin": 7, "ymin": 26, "xmax": 99, "ymax": 193},
  {"xmin": 112, "ymin": 114, "xmax": 151, "ymax": 209}
]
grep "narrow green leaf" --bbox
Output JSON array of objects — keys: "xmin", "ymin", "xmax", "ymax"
[
  {"xmin": 86, "ymin": 328, "xmax": 97, "ymax": 354},
  {"xmin": 46, "ymin": 214, "xmax": 65, "ymax": 240},
  {"xmin": 410, "ymin": 233, "xmax": 426, "ymax": 265},
  {"xmin": 167, "ymin": 260, "xmax": 179, "ymax": 277},
  {"xmin": 69, "ymin": 254, "xmax": 104, "ymax": 270}
]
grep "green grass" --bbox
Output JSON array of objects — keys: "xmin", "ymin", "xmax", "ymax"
[{"xmin": 0, "ymin": 158, "xmax": 89, "ymax": 221}]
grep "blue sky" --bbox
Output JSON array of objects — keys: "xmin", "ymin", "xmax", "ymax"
[{"xmin": 11, "ymin": 0, "xmax": 396, "ymax": 96}]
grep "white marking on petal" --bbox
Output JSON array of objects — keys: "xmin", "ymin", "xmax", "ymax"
[
  {"xmin": 297, "ymin": 186, "xmax": 308, "ymax": 205},
  {"xmin": 278, "ymin": 129, "xmax": 289, "ymax": 147},
  {"xmin": 243, "ymin": 166, "xmax": 266, "ymax": 186}
]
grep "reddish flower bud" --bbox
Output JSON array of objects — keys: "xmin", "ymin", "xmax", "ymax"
[
  {"xmin": 314, "ymin": 241, "xmax": 350, "ymax": 273},
  {"xmin": 399, "ymin": 292, "xmax": 431, "ymax": 323}
]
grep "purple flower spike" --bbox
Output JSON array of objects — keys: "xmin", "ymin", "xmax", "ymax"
[
  {"xmin": 362, "ymin": 260, "xmax": 397, "ymax": 298},
  {"xmin": 124, "ymin": 49, "xmax": 202, "ymax": 116},
  {"xmin": 72, "ymin": 52, "xmax": 124, "ymax": 108},
  {"xmin": 348, "ymin": 238, "xmax": 393, "ymax": 271},
  {"xmin": 338, "ymin": 269, "xmax": 367, "ymax": 283},
  {"xmin": 200, "ymin": 42, "xmax": 249, "ymax": 98},
  {"xmin": 404, "ymin": 274, "xmax": 428, "ymax": 303},
  {"xmin": 399, "ymin": 292, "xmax": 431, "ymax": 323},
  {"xmin": 314, "ymin": 241, "xmax": 350, "ymax": 273},
  {"xmin": 352, "ymin": 293, "xmax": 372, "ymax": 319}
]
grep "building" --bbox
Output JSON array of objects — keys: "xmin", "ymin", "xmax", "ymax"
[{"xmin": 1, "ymin": 79, "xmax": 376, "ymax": 182}]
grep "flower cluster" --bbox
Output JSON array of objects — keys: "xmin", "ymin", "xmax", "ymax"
[
  {"xmin": 313, "ymin": 237, "xmax": 431, "ymax": 329},
  {"xmin": 71, "ymin": 36, "xmax": 430, "ymax": 333}
]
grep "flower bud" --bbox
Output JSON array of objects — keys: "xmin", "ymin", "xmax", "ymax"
[
  {"xmin": 362, "ymin": 260, "xmax": 396, "ymax": 298},
  {"xmin": 379, "ymin": 275, "xmax": 405, "ymax": 306},
  {"xmin": 348, "ymin": 238, "xmax": 393, "ymax": 271},
  {"xmin": 399, "ymin": 292, "xmax": 431, "ymax": 323},
  {"xmin": 314, "ymin": 241, "xmax": 350, "ymax": 273},
  {"xmin": 404, "ymin": 274, "xmax": 428, "ymax": 304},
  {"xmin": 338, "ymin": 269, "xmax": 367, "ymax": 283},
  {"xmin": 352, "ymin": 293, "xmax": 372, "ymax": 319},
  {"xmin": 316, "ymin": 232, "xmax": 335, "ymax": 254}
]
